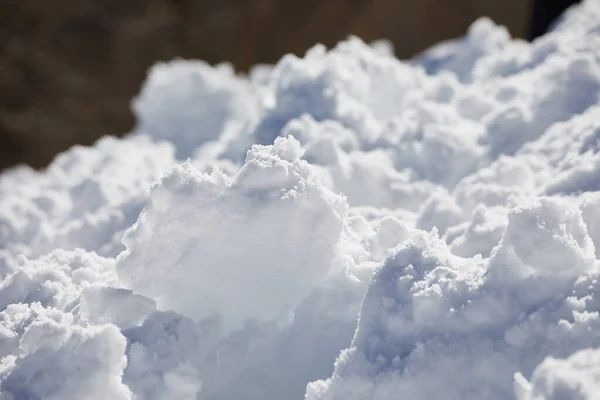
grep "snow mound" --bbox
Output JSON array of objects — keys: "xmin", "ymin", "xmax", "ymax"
[
  {"xmin": 4, "ymin": 1, "xmax": 600, "ymax": 398},
  {"xmin": 307, "ymin": 198, "xmax": 598, "ymax": 400}
]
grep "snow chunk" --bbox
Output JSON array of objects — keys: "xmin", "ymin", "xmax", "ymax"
[{"xmin": 118, "ymin": 137, "xmax": 347, "ymax": 331}]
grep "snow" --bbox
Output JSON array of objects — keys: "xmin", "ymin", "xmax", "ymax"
[
  {"xmin": 2, "ymin": 1, "xmax": 600, "ymax": 398},
  {"xmin": 0, "ymin": 303, "xmax": 131, "ymax": 400},
  {"xmin": 117, "ymin": 136, "xmax": 347, "ymax": 331},
  {"xmin": 515, "ymin": 349, "xmax": 600, "ymax": 400},
  {"xmin": 307, "ymin": 199, "xmax": 596, "ymax": 399},
  {"xmin": 132, "ymin": 61, "xmax": 258, "ymax": 160}
]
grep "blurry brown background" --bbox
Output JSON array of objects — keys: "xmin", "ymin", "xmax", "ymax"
[{"xmin": 0, "ymin": 0, "xmax": 531, "ymax": 171}]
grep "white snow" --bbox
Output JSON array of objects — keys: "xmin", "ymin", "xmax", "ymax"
[
  {"xmin": 0, "ymin": 303, "xmax": 131, "ymax": 400},
  {"xmin": 117, "ymin": 136, "xmax": 347, "ymax": 331},
  {"xmin": 515, "ymin": 348, "xmax": 600, "ymax": 400},
  {"xmin": 3, "ymin": 1, "xmax": 600, "ymax": 399}
]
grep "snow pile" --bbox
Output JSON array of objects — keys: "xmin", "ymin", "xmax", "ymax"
[
  {"xmin": 3, "ymin": 1, "xmax": 600, "ymax": 399},
  {"xmin": 307, "ymin": 197, "xmax": 598, "ymax": 399}
]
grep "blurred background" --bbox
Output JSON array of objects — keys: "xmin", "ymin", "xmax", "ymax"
[{"xmin": 0, "ymin": 0, "xmax": 539, "ymax": 171}]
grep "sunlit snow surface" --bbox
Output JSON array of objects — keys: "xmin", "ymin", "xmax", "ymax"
[{"xmin": 3, "ymin": 2, "xmax": 600, "ymax": 399}]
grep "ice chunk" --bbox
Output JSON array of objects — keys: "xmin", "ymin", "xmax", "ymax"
[{"xmin": 118, "ymin": 137, "xmax": 347, "ymax": 331}]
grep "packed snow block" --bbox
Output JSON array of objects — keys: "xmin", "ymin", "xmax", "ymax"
[
  {"xmin": 515, "ymin": 348, "xmax": 600, "ymax": 400},
  {"xmin": 133, "ymin": 60, "xmax": 257, "ymax": 159},
  {"xmin": 0, "ymin": 303, "xmax": 131, "ymax": 400},
  {"xmin": 118, "ymin": 137, "xmax": 347, "ymax": 331}
]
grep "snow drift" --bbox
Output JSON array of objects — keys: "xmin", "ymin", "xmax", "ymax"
[{"xmin": 3, "ymin": 1, "xmax": 600, "ymax": 399}]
